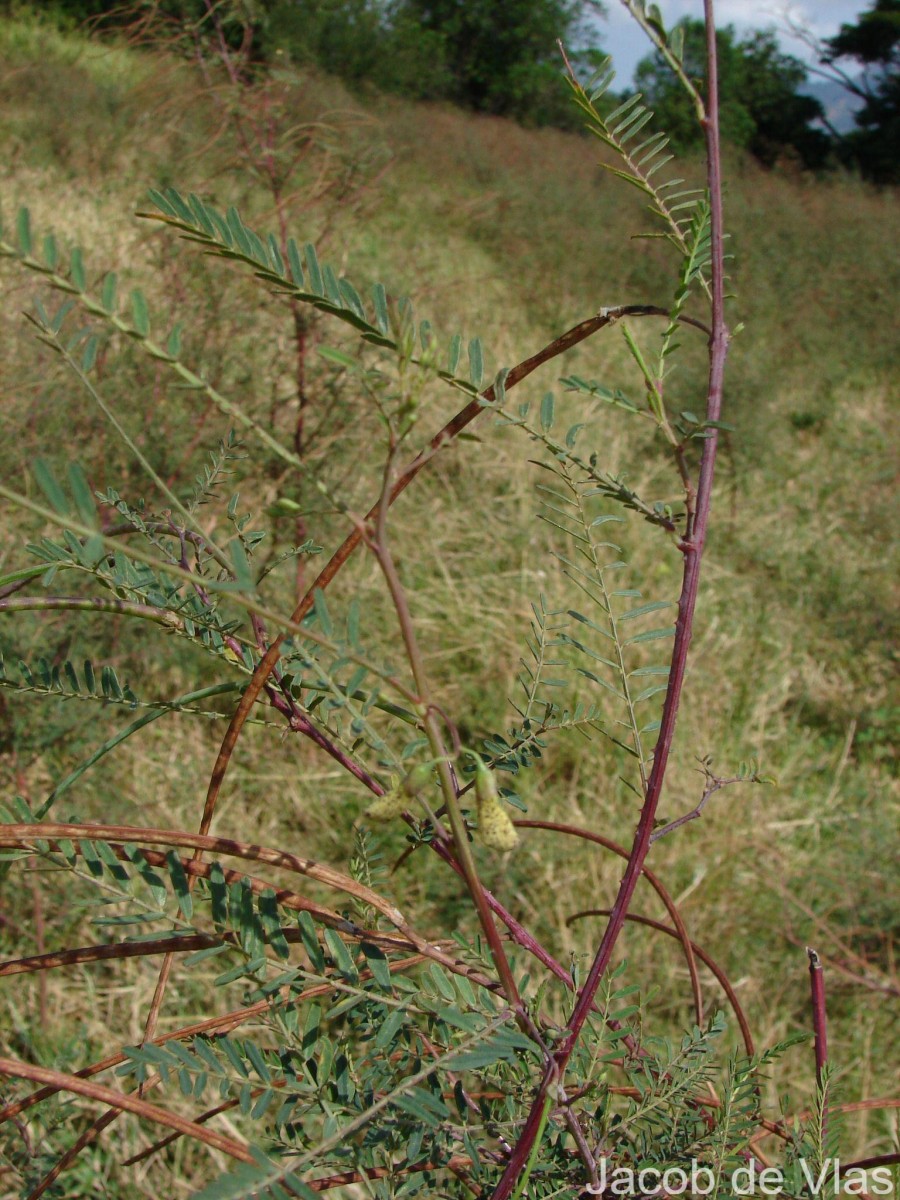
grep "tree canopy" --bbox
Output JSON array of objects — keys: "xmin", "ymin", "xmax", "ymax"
[
  {"xmin": 388, "ymin": 0, "xmax": 594, "ymax": 115},
  {"xmin": 821, "ymin": 0, "xmax": 900, "ymax": 182},
  {"xmin": 257, "ymin": 0, "xmax": 604, "ymax": 126}
]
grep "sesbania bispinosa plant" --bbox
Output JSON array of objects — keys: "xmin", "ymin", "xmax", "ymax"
[{"xmin": 0, "ymin": 3, "xmax": 874, "ymax": 1198}]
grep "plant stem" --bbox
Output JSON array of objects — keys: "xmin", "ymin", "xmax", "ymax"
[
  {"xmin": 193, "ymin": 305, "xmax": 686, "ymax": 871},
  {"xmin": 807, "ymin": 947, "xmax": 829, "ymax": 1089},
  {"xmin": 0, "ymin": 595, "xmax": 180, "ymax": 625},
  {"xmin": 808, "ymin": 946, "xmax": 831, "ymax": 1163},
  {"xmin": 489, "ymin": 5, "xmax": 731, "ymax": 1193},
  {"xmin": 509, "ymin": 1091, "xmax": 554, "ymax": 1200},
  {"xmin": 367, "ymin": 450, "xmax": 521, "ymax": 1014}
]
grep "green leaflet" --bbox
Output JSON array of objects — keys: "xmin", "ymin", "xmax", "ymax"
[
  {"xmin": 130, "ymin": 288, "xmax": 150, "ymax": 336},
  {"xmin": 565, "ymin": 54, "xmax": 711, "ymax": 302},
  {"xmin": 533, "ymin": 458, "xmax": 677, "ymax": 788}
]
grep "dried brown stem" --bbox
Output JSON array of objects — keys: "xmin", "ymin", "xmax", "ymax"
[
  {"xmin": 0, "ymin": 957, "xmax": 428, "ymax": 1127},
  {"xmin": 0, "ymin": 1058, "xmax": 253, "ymax": 1163}
]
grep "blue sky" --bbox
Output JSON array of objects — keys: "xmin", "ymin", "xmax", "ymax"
[{"xmin": 592, "ymin": 1, "xmax": 871, "ymax": 84}]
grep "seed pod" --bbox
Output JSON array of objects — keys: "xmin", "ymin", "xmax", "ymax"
[
  {"xmin": 401, "ymin": 762, "xmax": 434, "ymax": 798},
  {"xmin": 473, "ymin": 757, "xmax": 499, "ymax": 807},
  {"xmin": 473, "ymin": 760, "xmax": 519, "ymax": 852},
  {"xmin": 364, "ymin": 786, "xmax": 407, "ymax": 823},
  {"xmin": 477, "ymin": 800, "xmax": 519, "ymax": 852}
]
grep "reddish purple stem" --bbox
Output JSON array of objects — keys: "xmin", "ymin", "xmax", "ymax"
[
  {"xmin": 489, "ymin": 5, "xmax": 731, "ymax": 1194},
  {"xmin": 808, "ymin": 947, "xmax": 829, "ymax": 1086}
]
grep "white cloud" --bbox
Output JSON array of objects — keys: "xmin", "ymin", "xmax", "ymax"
[
  {"xmin": 716, "ymin": 0, "xmax": 862, "ymax": 41},
  {"xmin": 592, "ymin": 0, "xmax": 869, "ymax": 84}
]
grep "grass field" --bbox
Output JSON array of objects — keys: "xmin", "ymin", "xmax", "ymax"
[{"xmin": 0, "ymin": 7, "xmax": 897, "ymax": 1195}]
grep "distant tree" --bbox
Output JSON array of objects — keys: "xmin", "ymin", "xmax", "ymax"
[
  {"xmin": 383, "ymin": 0, "xmax": 604, "ymax": 124},
  {"xmin": 635, "ymin": 20, "xmax": 832, "ymax": 169},
  {"xmin": 820, "ymin": 0, "xmax": 900, "ymax": 183},
  {"xmin": 825, "ymin": 0, "xmax": 900, "ymax": 68},
  {"xmin": 259, "ymin": 1, "xmax": 384, "ymax": 83},
  {"xmin": 256, "ymin": 0, "xmax": 609, "ymax": 126}
]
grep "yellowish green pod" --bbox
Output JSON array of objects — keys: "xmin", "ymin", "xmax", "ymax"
[
  {"xmin": 364, "ymin": 786, "xmax": 407, "ymax": 823},
  {"xmin": 473, "ymin": 759, "xmax": 519, "ymax": 852},
  {"xmin": 401, "ymin": 762, "xmax": 434, "ymax": 798},
  {"xmin": 477, "ymin": 800, "xmax": 519, "ymax": 852}
]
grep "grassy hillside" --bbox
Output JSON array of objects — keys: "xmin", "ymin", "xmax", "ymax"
[{"xmin": 0, "ymin": 8, "xmax": 897, "ymax": 1195}]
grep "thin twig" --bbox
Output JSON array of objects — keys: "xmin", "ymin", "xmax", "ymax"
[
  {"xmin": 0, "ymin": 1058, "xmax": 253, "ymax": 1163},
  {"xmin": 363, "ymin": 446, "xmax": 522, "ymax": 1015}
]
